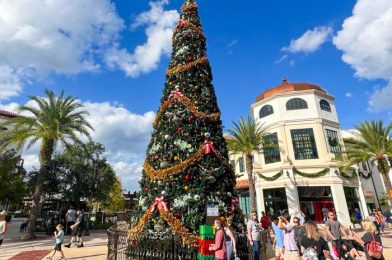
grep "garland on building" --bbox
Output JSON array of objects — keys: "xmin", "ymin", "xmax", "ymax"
[
  {"xmin": 257, "ymin": 171, "xmax": 283, "ymax": 181},
  {"xmin": 340, "ymin": 170, "xmax": 357, "ymax": 179},
  {"xmin": 293, "ymin": 167, "xmax": 330, "ymax": 178},
  {"xmin": 359, "ymin": 171, "xmax": 372, "ymax": 179}
]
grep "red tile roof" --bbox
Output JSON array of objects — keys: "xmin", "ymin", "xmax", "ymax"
[
  {"xmin": 0, "ymin": 110, "xmax": 17, "ymax": 118},
  {"xmin": 255, "ymin": 79, "xmax": 327, "ymax": 102},
  {"xmin": 236, "ymin": 179, "xmax": 249, "ymax": 189}
]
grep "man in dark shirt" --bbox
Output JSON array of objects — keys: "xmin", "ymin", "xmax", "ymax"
[{"xmin": 64, "ymin": 209, "xmax": 85, "ymax": 248}]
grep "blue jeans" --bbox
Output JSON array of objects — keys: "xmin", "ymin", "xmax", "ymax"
[{"xmin": 252, "ymin": 240, "xmax": 260, "ymax": 260}]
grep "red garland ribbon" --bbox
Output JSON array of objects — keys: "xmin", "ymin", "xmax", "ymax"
[
  {"xmin": 168, "ymin": 89, "xmax": 184, "ymax": 100},
  {"xmin": 197, "ymin": 238, "xmax": 214, "ymax": 255},
  {"xmin": 150, "ymin": 196, "xmax": 169, "ymax": 213},
  {"xmin": 203, "ymin": 140, "xmax": 216, "ymax": 155}
]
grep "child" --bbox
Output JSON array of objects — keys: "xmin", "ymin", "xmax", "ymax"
[{"xmin": 47, "ymin": 224, "xmax": 66, "ymax": 260}]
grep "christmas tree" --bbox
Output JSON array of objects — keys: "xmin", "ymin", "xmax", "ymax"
[{"xmin": 129, "ymin": 0, "xmax": 243, "ymax": 246}]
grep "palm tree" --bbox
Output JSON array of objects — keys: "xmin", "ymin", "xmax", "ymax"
[
  {"xmin": 343, "ymin": 120, "xmax": 392, "ymax": 204},
  {"xmin": 227, "ymin": 116, "xmax": 270, "ymax": 212},
  {"xmin": 0, "ymin": 89, "xmax": 93, "ymax": 239}
]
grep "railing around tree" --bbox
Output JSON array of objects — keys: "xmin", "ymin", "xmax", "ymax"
[{"xmin": 107, "ymin": 224, "xmax": 250, "ymax": 260}]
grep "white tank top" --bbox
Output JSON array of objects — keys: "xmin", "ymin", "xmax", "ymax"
[{"xmin": 0, "ymin": 220, "xmax": 5, "ymax": 240}]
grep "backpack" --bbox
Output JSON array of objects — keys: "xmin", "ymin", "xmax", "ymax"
[
  {"xmin": 366, "ymin": 234, "xmax": 383, "ymax": 259},
  {"xmin": 303, "ymin": 247, "xmax": 318, "ymax": 260}
]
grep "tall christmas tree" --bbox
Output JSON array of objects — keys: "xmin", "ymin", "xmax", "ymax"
[{"xmin": 129, "ymin": 0, "xmax": 243, "ymax": 246}]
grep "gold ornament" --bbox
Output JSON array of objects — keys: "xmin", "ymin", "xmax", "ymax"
[{"xmin": 167, "ymin": 57, "xmax": 208, "ymax": 76}]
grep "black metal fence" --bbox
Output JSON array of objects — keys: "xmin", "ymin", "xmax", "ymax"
[{"xmin": 107, "ymin": 225, "xmax": 250, "ymax": 260}]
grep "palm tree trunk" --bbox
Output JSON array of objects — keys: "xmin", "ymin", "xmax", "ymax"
[
  {"xmin": 378, "ymin": 158, "xmax": 392, "ymax": 206},
  {"xmin": 246, "ymin": 154, "xmax": 256, "ymax": 212},
  {"xmin": 23, "ymin": 140, "xmax": 54, "ymax": 240},
  {"xmin": 382, "ymin": 172, "xmax": 392, "ymax": 206}
]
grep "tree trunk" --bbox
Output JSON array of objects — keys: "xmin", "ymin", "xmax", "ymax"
[
  {"xmin": 246, "ymin": 154, "xmax": 256, "ymax": 213},
  {"xmin": 378, "ymin": 158, "xmax": 392, "ymax": 206},
  {"xmin": 23, "ymin": 140, "xmax": 54, "ymax": 240}
]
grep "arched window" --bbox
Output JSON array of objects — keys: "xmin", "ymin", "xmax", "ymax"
[
  {"xmin": 259, "ymin": 105, "xmax": 274, "ymax": 118},
  {"xmin": 320, "ymin": 99, "xmax": 331, "ymax": 112},
  {"xmin": 286, "ymin": 98, "xmax": 308, "ymax": 110}
]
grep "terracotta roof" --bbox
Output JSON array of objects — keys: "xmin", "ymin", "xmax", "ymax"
[
  {"xmin": 255, "ymin": 79, "xmax": 327, "ymax": 102},
  {"xmin": 235, "ymin": 179, "xmax": 249, "ymax": 189},
  {"xmin": 0, "ymin": 110, "xmax": 17, "ymax": 118}
]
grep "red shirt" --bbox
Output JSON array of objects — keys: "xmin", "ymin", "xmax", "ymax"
[{"xmin": 261, "ymin": 216, "xmax": 270, "ymax": 229}]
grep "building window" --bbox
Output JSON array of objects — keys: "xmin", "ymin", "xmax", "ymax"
[
  {"xmin": 361, "ymin": 161, "xmax": 368, "ymax": 171},
  {"xmin": 238, "ymin": 191, "xmax": 250, "ymax": 217},
  {"xmin": 291, "ymin": 128, "xmax": 318, "ymax": 160},
  {"xmin": 344, "ymin": 187, "xmax": 361, "ymax": 214},
  {"xmin": 320, "ymin": 99, "xmax": 332, "ymax": 112},
  {"xmin": 286, "ymin": 98, "xmax": 308, "ymax": 110},
  {"xmin": 264, "ymin": 133, "xmax": 281, "ymax": 164},
  {"xmin": 298, "ymin": 186, "xmax": 334, "ymax": 222},
  {"xmin": 238, "ymin": 157, "xmax": 245, "ymax": 172},
  {"xmin": 263, "ymin": 188, "xmax": 288, "ymax": 216},
  {"xmin": 326, "ymin": 129, "xmax": 341, "ymax": 157},
  {"xmin": 259, "ymin": 105, "xmax": 274, "ymax": 118}
]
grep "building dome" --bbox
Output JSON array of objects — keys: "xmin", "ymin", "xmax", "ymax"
[{"xmin": 255, "ymin": 79, "xmax": 327, "ymax": 102}]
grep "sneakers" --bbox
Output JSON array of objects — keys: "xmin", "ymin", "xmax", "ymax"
[
  {"xmin": 77, "ymin": 243, "xmax": 84, "ymax": 248},
  {"xmin": 64, "ymin": 243, "xmax": 71, "ymax": 248}
]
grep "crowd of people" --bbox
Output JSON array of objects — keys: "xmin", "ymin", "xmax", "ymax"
[{"xmin": 208, "ymin": 207, "xmax": 390, "ymax": 260}]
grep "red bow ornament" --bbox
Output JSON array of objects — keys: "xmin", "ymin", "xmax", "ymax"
[
  {"xmin": 203, "ymin": 139, "xmax": 217, "ymax": 155},
  {"xmin": 168, "ymin": 88, "xmax": 184, "ymax": 100},
  {"xmin": 177, "ymin": 18, "xmax": 186, "ymax": 27},
  {"xmin": 150, "ymin": 196, "xmax": 169, "ymax": 212}
]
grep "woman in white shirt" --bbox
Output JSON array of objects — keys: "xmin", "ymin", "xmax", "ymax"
[{"xmin": 0, "ymin": 211, "xmax": 8, "ymax": 246}]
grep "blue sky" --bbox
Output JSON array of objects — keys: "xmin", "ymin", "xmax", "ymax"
[{"xmin": 1, "ymin": 0, "xmax": 391, "ymax": 191}]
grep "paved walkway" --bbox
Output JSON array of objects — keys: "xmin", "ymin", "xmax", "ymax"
[
  {"xmin": 0, "ymin": 218, "xmax": 108, "ymax": 260},
  {"xmin": 2, "ymin": 218, "xmax": 392, "ymax": 259}
]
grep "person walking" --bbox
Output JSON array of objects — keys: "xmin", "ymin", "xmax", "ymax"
[
  {"xmin": 46, "ymin": 224, "xmax": 66, "ymax": 260},
  {"xmin": 278, "ymin": 214, "xmax": 299, "ymax": 260},
  {"xmin": 383, "ymin": 207, "xmax": 392, "ymax": 228},
  {"xmin": 300, "ymin": 221, "xmax": 330, "ymax": 260},
  {"xmin": 376, "ymin": 210, "xmax": 385, "ymax": 234},
  {"xmin": 292, "ymin": 216, "xmax": 305, "ymax": 256},
  {"xmin": 322, "ymin": 205, "xmax": 329, "ymax": 222},
  {"xmin": 370, "ymin": 211, "xmax": 380, "ymax": 235},
  {"xmin": 65, "ymin": 206, "xmax": 76, "ymax": 236},
  {"xmin": 0, "ymin": 211, "xmax": 8, "ymax": 247},
  {"xmin": 354, "ymin": 208, "xmax": 362, "ymax": 228},
  {"xmin": 325, "ymin": 211, "xmax": 349, "ymax": 259},
  {"xmin": 260, "ymin": 211, "xmax": 272, "ymax": 244},
  {"xmin": 271, "ymin": 215, "xmax": 284, "ymax": 260},
  {"xmin": 223, "ymin": 216, "xmax": 237, "ymax": 260},
  {"xmin": 64, "ymin": 209, "xmax": 85, "ymax": 248},
  {"xmin": 247, "ymin": 211, "xmax": 261, "ymax": 260},
  {"xmin": 351, "ymin": 219, "xmax": 384, "ymax": 260},
  {"xmin": 209, "ymin": 219, "xmax": 227, "ymax": 260}
]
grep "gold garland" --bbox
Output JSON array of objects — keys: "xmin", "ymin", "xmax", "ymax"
[
  {"xmin": 153, "ymin": 95, "xmax": 220, "ymax": 127},
  {"xmin": 173, "ymin": 20, "xmax": 206, "ymax": 43},
  {"xmin": 181, "ymin": 2, "xmax": 198, "ymax": 13},
  {"xmin": 160, "ymin": 209, "xmax": 198, "ymax": 246},
  {"xmin": 128, "ymin": 206, "xmax": 198, "ymax": 246},
  {"xmin": 144, "ymin": 145, "xmax": 204, "ymax": 180},
  {"xmin": 167, "ymin": 56, "xmax": 208, "ymax": 76},
  {"xmin": 128, "ymin": 210, "xmax": 152, "ymax": 240}
]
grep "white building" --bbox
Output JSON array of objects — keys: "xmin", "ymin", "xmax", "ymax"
[{"xmin": 231, "ymin": 79, "xmax": 391, "ymax": 226}]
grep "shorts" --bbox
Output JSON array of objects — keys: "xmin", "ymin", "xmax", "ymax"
[
  {"xmin": 54, "ymin": 243, "xmax": 62, "ymax": 251},
  {"xmin": 275, "ymin": 247, "xmax": 284, "ymax": 257},
  {"xmin": 72, "ymin": 227, "xmax": 83, "ymax": 237}
]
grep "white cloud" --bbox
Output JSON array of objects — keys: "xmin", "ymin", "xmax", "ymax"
[
  {"xmin": 105, "ymin": 1, "xmax": 179, "ymax": 77},
  {"xmin": 0, "ymin": 0, "xmax": 179, "ymax": 99},
  {"xmin": 345, "ymin": 92, "xmax": 353, "ymax": 98},
  {"xmin": 283, "ymin": 26, "xmax": 332, "ymax": 53},
  {"xmin": 1, "ymin": 100, "xmax": 155, "ymax": 192},
  {"xmin": 333, "ymin": 0, "xmax": 392, "ymax": 111}
]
